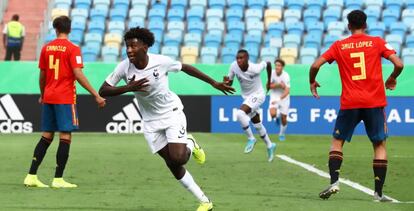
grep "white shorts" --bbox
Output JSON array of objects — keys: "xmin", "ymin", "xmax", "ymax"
[
  {"xmin": 242, "ymin": 93, "xmax": 265, "ymax": 118},
  {"xmin": 143, "ymin": 110, "xmax": 188, "ymax": 154},
  {"xmin": 269, "ymin": 95, "xmax": 290, "ymax": 115}
]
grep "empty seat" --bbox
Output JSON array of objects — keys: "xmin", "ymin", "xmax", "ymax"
[
  {"xmin": 69, "ymin": 33, "xmax": 83, "ymax": 45},
  {"xmin": 323, "ymin": 7, "xmax": 341, "ymax": 28},
  {"xmin": 167, "ymin": 21, "xmax": 185, "ymax": 35},
  {"xmin": 184, "ymin": 33, "xmax": 202, "ymax": 47},
  {"xmin": 267, "ymin": 0, "xmax": 284, "ymax": 10},
  {"xmin": 187, "ymin": 7, "xmax": 205, "ymax": 22},
  {"xmin": 181, "ymin": 46, "xmax": 199, "ymax": 64},
  {"xmin": 148, "ymin": 8, "xmax": 166, "ymax": 22},
  {"xmin": 383, "ymin": 9, "xmax": 400, "ymax": 28},
  {"xmin": 90, "ymin": 8, "xmax": 108, "ymax": 23},
  {"xmin": 54, "ymin": 0, "xmax": 72, "ymax": 9},
  {"xmin": 190, "ymin": 0, "xmax": 207, "ymax": 9},
  {"xmin": 102, "ymin": 46, "xmax": 120, "ymax": 62},
  {"xmin": 389, "ymin": 22, "xmax": 407, "ymax": 38},
  {"xmin": 81, "ymin": 45, "xmax": 100, "ymax": 62},
  {"xmin": 93, "ymin": 0, "xmax": 110, "ymax": 8},
  {"xmin": 88, "ymin": 20, "xmax": 105, "ymax": 35},
  {"xmin": 284, "ymin": 9, "xmax": 301, "ymax": 24},
  {"xmin": 163, "ymin": 32, "xmax": 183, "ymax": 48},
  {"xmin": 402, "ymin": 48, "xmax": 414, "ymax": 64},
  {"xmin": 204, "ymin": 33, "xmax": 222, "ymax": 48},
  {"xmin": 221, "ymin": 46, "xmax": 237, "ymax": 63},
  {"xmin": 386, "ymin": 34, "xmax": 403, "ymax": 55},
  {"xmin": 307, "ymin": 0, "xmax": 323, "ymax": 11},
  {"xmin": 132, "ymin": 0, "xmax": 149, "ymax": 8},
  {"xmin": 365, "ymin": 0, "xmax": 383, "ymax": 11},
  {"xmin": 342, "ymin": 8, "xmax": 352, "ymax": 24},
  {"xmin": 283, "ymin": 34, "xmax": 301, "ymax": 48},
  {"xmin": 385, "ymin": 0, "xmax": 403, "ymax": 11},
  {"xmin": 148, "ymin": 20, "xmax": 165, "ymax": 36},
  {"xmin": 200, "ymin": 47, "xmax": 218, "ymax": 64},
  {"xmin": 207, "ymin": 20, "xmax": 225, "ymax": 35},
  {"xmin": 71, "ymin": 19, "xmax": 86, "ymax": 35},
  {"xmin": 167, "ymin": 7, "xmax": 185, "ymax": 21},
  {"xmin": 345, "ymin": 0, "xmax": 362, "ymax": 10},
  {"xmin": 206, "ymin": 8, "xmax": 223, "ymax": 22},
  {"xmin": 328, "ymin": 22, "xmax": 345, "ymax": 36},
  {"xmin": 110, "ymin": 8, "xmax": 127, "ymax": 21},
  {"xmin": 113, "ymin": 0, "xmax": 129, "ymax": 11},
  {"xmin": 287, "ymin": 0, "xmax": 305, "ymax": 10},
  {"xmin": 326, "ymin": 0, "xmax": 343, "ymax": 11},
  {"xmin": 303, "ymin": 8, "xmax": 321, "ymax": 25},
  {"xmin": 402, "ymin": 9, "xmax": 414, "ymax": 28},
  {"xmin": 71, "ymin": 8, "xmax": 88, "ymax": 22},
  {"xmin": 84, "ymin": 33, "xmax": 102, "ymax": 50},
  {"xmin": 104, "ymin": 33, "xmax": 123, "ymax": 49},
  {"xmin": 248, "ymin": 0, "xmax": 266, "ymax": 9},
  {"xmin": 149, "ymin": 43, "xmax": 160, "ymax": 54},
  {"xmin": 260, "ymin": 47, "xmax": 279, "ymax": 62},
  {"xmin": 280, "ymin": 48, "xmax": 298, "ymax": 64},
  {"xmin": 245, "ymin": 9, "xmax": 263, "ymax": 23},
  {"xmin": 246, "ymin": 21, "xmax": 264, "ymax": 36},
  {"xmin": 227, "ymin": 21, "xmax": 245, "ymax": 35},
  {"xmin": 129, "ymin": 7, "xmax": 147, "ymax": 22},
  {"xmin": 365, "ymin": 8, "xmax": 381, "ymax": 25},
  {"xmin": 323, "ymin": 34, "xmax": 340, "ymax": 47},
  {"xmin": 267, "ymin": 22, "xmax": 285, "ymax": 37},
  {"xmin": 368, "ymin": 22, "xmax": 386, "ymax": 38},
  {"xmin": 161, "ymin": 46, "xmax": 180, "ymax": 60},
  {"xmin": 208, "ymin": 0, "xmax": 226, "ymax": 9},
  {"xmin": 306, "ymin": 21, "xmax": 324, "ymax": 38},
  {"xmin": 51, "ymin": 8, "xmax": 69, "ymax": 20},
  {"xmin": 228, "ymin": 0, "xmax": 245, "ymax": 10},
  {"xmin": 304, "ymin": 34, "xmax": 322, "ymax": 50},
  {"xmin": 245, "ymin": 45, "xmax": 260, "ymax": 62},
  {"xmin": 74, "ymin": 0, "xmax": 91, "ymax": 9},
  {"xmin": 170, "ymin": 0, "xmax": 187, "ymax": 10},
  {"xmin": 226, "ymin": 8, "xmax": 244, "ymax": 22},
  {"xmin": 244, "ymin": 34, "xmax": 262, "ymax": 49},
  {"xmin": 108, "ymin": 21, "xmax": 125, "ymax": 36},
  {"xmin": 224, "ymin": 33, "xmax": 242, "ymax": 49},
  {"xmin": 286, "ymin": 22, "xmax": 304, "ymax": 36},
  {"xmin": 406, "ymin": 35, "xmax": 414, "ymax": 48},
  {"xmin": 407, "ymin": 0, "xmax": 414, "ymax": 9},
  {"xmin": 264, "ymin": 9, "xmax": 282, "ymax": 28},
  {"xmin": 265, "ymin": 35, "xmax": 282, "ymax": 48},
  {"xmin": 300, "ymin": 47, "xmax": 318, "ymax": 64},
  {"xmin": 187, "ymin": 20, "xmax": 205, "ymax": 35}
]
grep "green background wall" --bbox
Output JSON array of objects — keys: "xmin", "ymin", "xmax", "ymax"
[{"xmin": 0, "ymin": 62, "xmax": 412, "ymax": 96}]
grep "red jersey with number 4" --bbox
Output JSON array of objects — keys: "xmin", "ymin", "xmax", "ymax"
[
  {"xmin": 38, "ymin": 38, "xmax": 83, "ymax": 104},
  {"xmin": 322, "ymin": 33, "xmax": 396, "ymax": 109}
]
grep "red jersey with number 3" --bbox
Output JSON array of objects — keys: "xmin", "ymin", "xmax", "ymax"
[
  {"xmin": 322, "ymin": 34, "xmax": 396, "ymax": 109},
  {"xmin": 38, "ymin": 38, "xmax": 83, "ymax": 104}
]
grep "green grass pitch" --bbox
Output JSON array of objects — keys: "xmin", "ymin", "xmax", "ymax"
[{"xmin": 0, "ymin": 133, "xmax": 413, "ymax": 211}]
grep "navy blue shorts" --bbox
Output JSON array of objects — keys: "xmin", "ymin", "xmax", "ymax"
[
  {"xmin": 41, "ymin": 104, "xmax": 79, "ymax": 132},
  {"xmin": 333, "ymin": 107, "xmax": 388, "ymax": 143}
]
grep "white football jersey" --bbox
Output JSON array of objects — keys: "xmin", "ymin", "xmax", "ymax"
[
  {"xmin": 105, "ymin": 54, "xmax": 184, "ymax": 121},
  {"xmin": 228, "ymin": 61, "xmax": 267, "ymax": 99},
  {"xmin": 270, "ymin": 70, "xmax": 290, "ymax": 97}
]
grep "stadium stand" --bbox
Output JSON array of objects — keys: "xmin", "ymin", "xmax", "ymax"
[{"xmin": 28, "ymin": 0, "xmax": 411, "ymax": 63}]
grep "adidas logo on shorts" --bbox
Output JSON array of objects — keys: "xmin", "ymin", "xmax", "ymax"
[
  {"xmin": 0, "ymin": 94, "xmax": 33, "ymax": 133},
  {"xmin": 106, "ymin": 98, "xmax": 143, "ymax": 134}
]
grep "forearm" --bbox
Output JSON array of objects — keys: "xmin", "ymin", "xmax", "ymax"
[
  {"xmin": 3, "ymin": 34, "xmax": 6, "ymax": 47},
  {"xmin": 181, "ymin": 64, "xmax": 216, "ymax": 85},
  {"xmin": 99, "ymin": 82, "xmax": 131, "ymax": 97},
  {"xmin": 266, "ymin": 62, "xmax": 272, "ymax": 84},
  {"xmin": 39, "ymin": 71, "xmax": 46, "ymax": 97},
  {"xmin": 309, "ymin": 66, "xmax": 319, "ymax": 84},
  {"xmin": 390, "ymin": 66, "xmax": 403, "ymax": 79}
]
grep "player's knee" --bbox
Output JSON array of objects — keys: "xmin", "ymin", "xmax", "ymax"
[
  {"xmin": 168, "ymin": 152, "xmax": 188, "ymax": 166},
  {"xmin": 60, "ymin": 138, "xmax": 71, "ymax": 144},
  {"xmin": 236, "ymin": 109, "xmax": 248, "ymax": 121},
  {"xmin": 253, "ymin": 122, "xmax": 263, "ymax": 130}
]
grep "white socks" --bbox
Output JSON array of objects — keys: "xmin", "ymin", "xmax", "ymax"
[
  {"xmin": 280, "ymin": 124, "xmax": 287, "ymax": 136},
  {"xmin": 236, "ymin": 109, "xmax": 255, "ymax": 140},
  {"xmin": 179, "ymin": 170, "xmax": 209, "ymax": 203},
  {"xmin": 253, "ymin": 122, "xmax": 273, "ymax": 148}
]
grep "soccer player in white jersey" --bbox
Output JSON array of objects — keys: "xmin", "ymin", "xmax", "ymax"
[
  {"xmin": 99, "ymin": 27, "xmax": 234, "ymax": 211},
  {"xmin": 268, "ymin": 58, "xmax": 290, "ymax": 141},
  {"xmin": 223, "ymin": 49, "xmax": 277, "ymax": 162}
]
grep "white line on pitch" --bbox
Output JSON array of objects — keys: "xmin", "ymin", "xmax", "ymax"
[{"xmin": 276, "ymin": 154, "xmax": 401, "ymax": 203}]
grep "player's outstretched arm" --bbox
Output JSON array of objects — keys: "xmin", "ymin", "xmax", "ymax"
[
  {"xmin": 266, "ymin": 61, "xmax": 272, "ymax": 92},
  {"xmin": 181, "ymin": 64, "xmax": 235, "ymax": 95},
  {"xmin": 73, "ymin": 68, "xmax": 106, "ymax": 108},
  {"xmin": 99, "ymin": 75, "xmax": 149, "ymax": 97},
  {"xmin": 309, "ymin": 57, "xmax": 327, "ymax": 99},
  {"xmin": 385, "ymin": 54, "xmax": 404, "ymax": 90}
]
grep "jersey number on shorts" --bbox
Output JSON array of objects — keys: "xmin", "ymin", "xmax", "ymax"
[
  {"xmin": 49, "ymin": 55, "xmax": 60, "ymax": 80},
  {"xmin": 350, "ymin": 52, "xmax": 366, "ymax": 81}
]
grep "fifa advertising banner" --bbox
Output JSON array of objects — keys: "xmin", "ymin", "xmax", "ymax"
[
  {"xmin": 211, "ymin": 96, "xmax": 414, "ymax": 136},
  {"xmin": 0, "ymin": 94, "xmax": 210, "ymax": 134}
]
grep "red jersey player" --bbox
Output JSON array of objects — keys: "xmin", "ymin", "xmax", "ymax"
[
  {"xmin": 23, "ymin": 16, "xmax": 105, "ymax": 188},
  {"xmin": 309, "ymin": 10, "xmax": 404, "ymax": 201}
]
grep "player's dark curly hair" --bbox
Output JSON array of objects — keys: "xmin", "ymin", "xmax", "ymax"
[
  {"xmin": 347, "ymin": 10, "xmax": 367, "ymax": 30},
  {"xmin": 53, "ymin": 16, "xmax": 71, "ymax": 34},
  {"xmin": 237, "ymin": 49, "xmax": 249, "ymax": 57},
  {"xmin": 124, "ymin": 27, "xmax": 155, "ymax": 47}
]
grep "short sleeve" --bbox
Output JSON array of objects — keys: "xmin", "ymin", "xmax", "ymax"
[
  {"xmin": 321, "ymin": 42, "xmax": 337, "ymax": 64},
  {"xmin": 378, "ymin": 37, "xmax": 396, "ymax": 59},
  {"xmin": 163, "ymin": 56, "xmax": 182, "ymax": 72},
  {"xmin": 228, "ymin": 62, "xmax": 236, "ymax": 80},
  {"xmin": 38, "ymin": 46, "xmax": 47, "ymax": 70},
  {"xmin": 105, "ymin": 61, "xmax": 128, "ymax": 86},
  {"xmin": 70, "ymin": 46, "xmax": 84, "ymax": 69}
]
